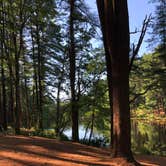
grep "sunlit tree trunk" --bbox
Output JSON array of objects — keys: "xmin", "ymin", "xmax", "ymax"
[{"xmin": 97, "ymin": 0, "xmax": 138, "ymax": 163}]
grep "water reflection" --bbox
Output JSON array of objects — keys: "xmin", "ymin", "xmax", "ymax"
[
  {"xmin": 131, "ymin": 120, "xmax": 166, "ymax": 156},
  {"xmin": 64, "ymin": 121, "xmax": 166, "ymax": 156}
]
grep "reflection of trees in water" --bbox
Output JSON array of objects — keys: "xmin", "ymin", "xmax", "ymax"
[{"xmin": 131, "ymin": 120, "xmax": 166, "ymax": 156}]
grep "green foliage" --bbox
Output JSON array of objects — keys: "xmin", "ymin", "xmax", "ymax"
[
  {"xmin": 79, "ymin": 79, "xmax": 110, "ymax": 138},
  {"xmin": 131, "ymin": 121, "xmax": 166, "ymax": 156},
  {"xmin": 149, "ymin": 0, "xmax": 166, "ymax": 65},
  {"xmin": 130, "ymin": 50, "xmax": 166, "ymax": 111}
]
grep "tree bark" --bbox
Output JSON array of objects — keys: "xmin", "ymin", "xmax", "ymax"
[
  {"xmin": 56, "ymin": 81, "xmax": 61, "ymax": 136},
  {"xmin": 37, "ymin": 29, "xmax": 43, "ymax": 131},
  {"xmin": 69, "ymin": 0, "xmax": 79, "ymax": 142},
  {"xmin": 1, "ymin": 48, "xmax": 7, "ymax": 131},
  {"xmin": 96, "ymin": 0, "xmax": 138, "ymax": 163},
  {"xmin": 31, "ymin": 28, "xmax": 39, "ymax": 128},
  {"xmin": 13, "ymin": 32, "xmax": 21, "ymax": 135},
  {"xmin": 0, "ymin": 3, "xmax": 7, "ymax": 131}
]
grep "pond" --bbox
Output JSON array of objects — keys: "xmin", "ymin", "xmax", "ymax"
[{"xmin": 64, "ymin": 120, "xmax": 166, "ymax": 156}]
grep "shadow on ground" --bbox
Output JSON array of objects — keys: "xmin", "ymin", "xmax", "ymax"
[{"xmin": 0, "ymin": 136, "xmax": 165, "ymax": 166}]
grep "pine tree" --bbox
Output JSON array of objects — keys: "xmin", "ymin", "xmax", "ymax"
[{"xmin": 150, "ymin": 0, "xmax": 166, "ymax": 65}]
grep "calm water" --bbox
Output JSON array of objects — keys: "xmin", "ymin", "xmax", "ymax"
[
  {"xmin": 64, "ymin": 125, "xmax": 103, "ymax": 140},
  {"xmin": 64, "ymin": 121, "xmax": 166, "ymax": 156}
]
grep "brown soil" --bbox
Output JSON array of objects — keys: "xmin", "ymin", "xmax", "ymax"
[{"xmin": 0, "ymin": 136, "xmax": 165, "ymax": 166}]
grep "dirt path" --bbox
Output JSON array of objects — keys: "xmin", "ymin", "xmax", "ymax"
[{"xmin": 0, "ymin": 136, "xmax": 165, "ymax": 166}]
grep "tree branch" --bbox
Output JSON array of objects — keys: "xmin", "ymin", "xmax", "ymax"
[{"xmin": 129, "ymin": 15, "xmax": 152, "ymax": 72}]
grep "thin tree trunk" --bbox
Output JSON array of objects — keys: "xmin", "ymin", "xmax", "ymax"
[
  {"xmin": 31, "ymin": 28, "xmax": 39, "ymax": 128},
  {"xmin": 83, "ymin": 121, "xmax": 91, "ymax": 141},
  {"xmin": 88, "ymin": 110, "xmax": 95, "ymax": 143},
  {"xmin": 56, "ymin": 81, "xmax": 61, "ymax": 136},
  {"xmin": 24, "ymin": 75, "xmax": 31, "ymax": 129},
  {"xmin": 69, "ymin": 0, "xmax": 79, "ymax": 142},
  {"xmin": 36, "ymin": 23, "xmax": 43, "ymax": 130}
]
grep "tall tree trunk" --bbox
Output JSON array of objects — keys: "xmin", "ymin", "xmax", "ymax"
[
  {"xmin": 96, "ymin": 0, "xmax": 138, "ymax": 163},
  {"xmin": 24, "ymin": 73, "xmax": 31, "ymax": 129},
  {"xmin": 55, "ymin": 61, "xmax": 65, "ymax": 136},
  {"xmin": 0, "ymin": 3, "xmax": 7, "ymax": 131},
  {"xmin": 13, "ymin": 0, "xmax": 25, "ymax": 134},
  {"xmin": 96, "ymin": 1, "xmax": 113, "ymax": 147},
  {"xmin": 13, "ymin": 33, "xmax": 21, "ymax": 135},
  {"xmin": 36, "ymin": 22, "xmax": 43, "ymax": 130},
  {"xmin": 5, "ymin": 3, "xmax": 15, "ymax": 126},
  {"xmin": 8, "ymin": 62, "xmax": 15, "ymax": 125},
  {"xmin": 0, "ymin": 88, "xmax": 2, "ymax": 124},
  {"xmin": 31, "ymin": 28, "xmax": 39, "ymax": 128},
  {"xmin": 69, "ymin": 0, "xmax": 79, "ymax": 142},
  {"xmin": 56, "ymin": 81, "xmax": 61, "ymax": 136},
  {"xmin": 1, "ymin": 50, "xmax": 7, "ymax": 131}
]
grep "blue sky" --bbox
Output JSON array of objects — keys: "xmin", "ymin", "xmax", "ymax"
[{"xmin": 86, "ymin": 0, "xmax": 155, "ymax": 55}]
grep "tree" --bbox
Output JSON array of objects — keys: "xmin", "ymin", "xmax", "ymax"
[
  {"xmin": 150, "ymin": 0, "xmax": 166, "ymax": 65},
  {"xmin": 64, "ymin": 0, "xmax": 98, "ymax": 142},
  {"xmin": 130, "ymin": 51, "xmax": 166, "ymax": 112},
  {"xmin": 68, "ymin": 0, "xmax": 79, "ymax": 141},
  {"xmin": 96, "ymin": 0, "xmax": 139, "ymax": 164},
  {"xmin": 0, "ymin": 1, "xmax": 7, "ymax": 131}
]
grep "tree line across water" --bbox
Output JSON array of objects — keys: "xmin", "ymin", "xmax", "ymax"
[{"xmin": 0, "ymin": 0, "xmax": 165, "ymax": 165}]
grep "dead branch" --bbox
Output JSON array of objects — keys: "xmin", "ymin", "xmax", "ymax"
[{"xmin": 129, "ymin": 15, "xmax": 152, "ymax": 73}]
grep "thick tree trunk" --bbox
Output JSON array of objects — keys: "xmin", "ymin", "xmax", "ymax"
[
  {"xmin": 96, "ymin": 2, "xmax": 113, "ymax": 146},
  {"xmin": 13, "ymin": 2, "xmax": 25, "ymax": 134},
  {"xmin": 96, "ymin": 0, "xmax": 138, "ymax": 163},
  {"xmin": 69, "ymin": 0, "xmax": 79, "ymax": 142}
]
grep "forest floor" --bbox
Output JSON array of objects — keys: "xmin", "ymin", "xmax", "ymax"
[{"xmin": 0, "ymin": 136, "xmax": 165, "ymax": 166}]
